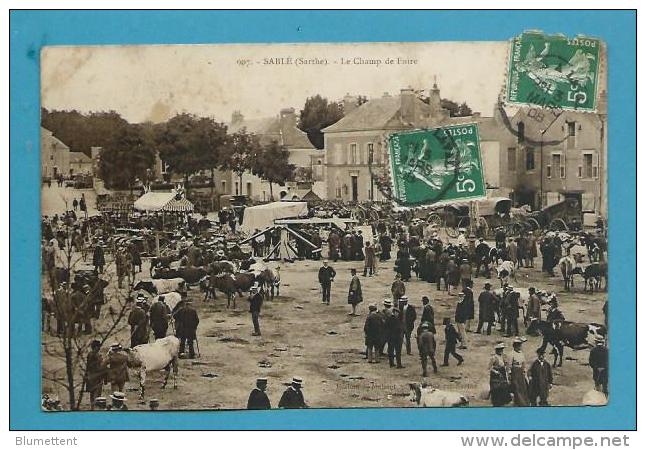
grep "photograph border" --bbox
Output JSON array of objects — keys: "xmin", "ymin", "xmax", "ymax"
[{"xmin": 9, "ymin": 9, "xmax": 636, "ymax": 430}]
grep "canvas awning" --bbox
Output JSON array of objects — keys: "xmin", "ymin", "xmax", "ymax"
[
  {"xmin": 133, "ymin": 192, "xmax": 194, "ymax": 212},
  {"xmin": 241, "ymin": 201, "xmax": 308, "ymax": 232}
]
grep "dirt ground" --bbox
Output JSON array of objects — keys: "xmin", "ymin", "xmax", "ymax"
[{"xmin": 42, "ymin": 238, "xmax": 607, "ymax": 411}]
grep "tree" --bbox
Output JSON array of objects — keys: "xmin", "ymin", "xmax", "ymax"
[
  {"xmin": 297, "ymin": 95, "xmax": 344, "ymax": 149},
  {"xmin": 155, "ymin": 114, "xmax": 228, "ymax": 192},
  {"xmin": 251, "ymin": 140, "xmax": 295, "ymax": 200},
  {"xmin": 440, "ymin": 99, "xmax": 473, "ymax": 117},
  {"xmin": 97, "ymin": 124, "xmax": 156, "ymax": 193},
  {"xmin": 219, "ymin": 128, "xmax": 260, "ymax": 196}
]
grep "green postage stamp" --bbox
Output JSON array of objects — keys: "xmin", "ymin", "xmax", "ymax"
[
  {"xmin": 388, "ymin": 124, "xmax": 486, "ymax": 207},
  {"xmin": 506, "ymin": 31, "xmax": 601, "ymax": 112}
]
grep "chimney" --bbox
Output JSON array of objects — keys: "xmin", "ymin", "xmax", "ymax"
[
  {"xmin": 400, "ymin": 87, "xmax": 416, "ymax": 125},
  {"xmin": 231, "ymin": 110, "xmax": 244, "ymax": 125},
  {"xmin": 343, "ymin": 93, "xmax": 358, "ymax": 114},
  {"xmin": 428, "ymin": 81, "xmax": 442, "ymax": 117}
]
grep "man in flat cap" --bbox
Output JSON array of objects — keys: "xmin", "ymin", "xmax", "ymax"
[
  {"xmin": 84, "ymin": 339, "xmax": 105, "ymax": 409},
  {"xmin": 399, "ymin": 296, "xmax": 417, "ymax": 355},
  {"xmin": 364, "ymin": 303, "xmax": 382, "ymax": 363},
  {"xmin": 128, "ymin": 295, "xmax": 149, "ymax": 348},
  {"xmin": 247, "ymin": 378, "xmax": 271, "ymax": 409},
  {"xmin": 416, "ymin": 322, "xmax": 438, "ymax": 377},
  {"xmin": 529, "ymin": 348, "xmax": 553, "ymax": 406},
  {"xmin": 278, "ymin": 377, "xmax": 308, "ymax": 409}
]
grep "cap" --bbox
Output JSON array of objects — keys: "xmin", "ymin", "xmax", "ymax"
[
  {"xmin": 495, "ymin": 342, "xmax": 506, "ymax": 350},
  {"xmin": 383, "ymin": 299, "xmax": 392, "ymax": 307},
  {"xmin": 256, "ymin": 377, "xmax": 268, "ymax": 384},
  {"xmin": 399, "ymin": 296, "xmax": 408, "ymax": 302},
  {"xmin": 512, "ymin": 337, "xmax": 526, "ymax": 345},
  {"xmin": 291, "ymin": 377, "xmax": 303, "ymax": 386},
  {"xmin": 536, "ymin": 348, "xmax": 546, "ymax": 355},
  {"xmin": 420, "ymin": 322, "xmax": 430, "ymax": 329},
  {"xmin": 368, "ymin": 303, "xmax": 377, "ymax": 311}
]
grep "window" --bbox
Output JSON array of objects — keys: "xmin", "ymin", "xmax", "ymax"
[
  {"xmin": 525, "ymin": 147, "xmax": 535, "ymax": 172},
  {"xmin": 583, "ymin": 153, "xmax": 593, "ymax": 178},
  {"xmin": 368, "ymin": 143, "xmax": 375, "ymax": 164},
  {"xmin": 517, "ymin": 122, "xmax": 525, "ymax": 143},
  {"xmin": 507, "ymin": 147, "xmax": 516, "ymax": 172},
  {"xmin": 550, "ymin": 153, "xmax": 565, "ymax": 179},
  {"xmin": 246, "ymin": 182, "xmax": 253, "ymax": 197},
  {"xmin": 235, "ymin": 181, "xmax": 239, "ymax": 195},
  {"xmin": 568, "ymin": 121, "xmax": 576, "ymax": 136},
  {"xmin": 334, "ymin": 143, "xmax": 342, "ymax": 165},
  {"xmin": 350, "ymin": 143, "xmax": 357, "ymax": 164},
  {"xmin": 221, "ymin": 180, "xmax": 226, "ymax": 193}
]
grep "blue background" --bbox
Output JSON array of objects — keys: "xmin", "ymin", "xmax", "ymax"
[{"xmin": 10, "ymin": 10, "xmax": 636, "ymax": 430}]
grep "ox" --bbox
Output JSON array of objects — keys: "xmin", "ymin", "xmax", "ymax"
[
  {"xmin": 558, "ymin": 256, "xmax": 576, "ymax": 291},
  {"xmin": 126, "ymin": 335, "xmax": 180, "ymax": 399},
  {"xmin": 152, "ymin": 267, "xmax": 207, "ymax": 285},
  {"xmin": 408, "ymin": 383, "xmax": 469, "ymax": 407},
  {"xmin": 249, "ymin": 262, "xmax": 281, "ymax": 299},
  {"xmin": 209, "ymin": 272, "xmax": 258, "ymax": 308},
  {"xmin": 134, "ymin": 278, "xmax": 186, "ymax": 296},
  {"xmin": 526, "ymin": 320, "xmax": 607, "ymax": 367},
  {"xmin": 149, "ymin": 254, "xmax": 181, "ymax": 276}
]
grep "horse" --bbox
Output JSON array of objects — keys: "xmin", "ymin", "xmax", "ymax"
[
  {"xmin": 526, "ymin": 320, "xmax": 607, "ymax": 367},
  {"xmin": 126, "ymin": 335, "xmax": 180, "ymax": 399},
  {"xmin": 408, "ymin": 383, "xmax": 469, "ymax": 407}
]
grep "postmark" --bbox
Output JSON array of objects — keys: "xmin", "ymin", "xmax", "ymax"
[
  {"xmin": 386, "ymin": 124, "xmax": 486, "ymax": 208},
  {"xmin": 506, "ymin": 31, "xmax": 601, "ymax": 112}
]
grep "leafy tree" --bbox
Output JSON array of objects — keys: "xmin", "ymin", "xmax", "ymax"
[
  {"xmin": 219, "ymin": 128, "xmax": 261, "ymax": 196},
  {"xmin": 440, "ymin": 99, "xmax": 473, "ymax": 117},
  {"xmin": 251, "ymin": 140, "xmax": 295, "ymax": 200},
  {"xmin": 297, "ymin": 95, "xmax": 344, "ymax": 149},
  {"xmin": 41, "ymin": 109, "xmax": 129, "ymax": 156},
  {"xmin": 155, "ymin": 114, "xmax": 229, "ymax": 192},
  {"xmin": 97, "ymin": 124, "xmax": 156, "ymax": 193}
]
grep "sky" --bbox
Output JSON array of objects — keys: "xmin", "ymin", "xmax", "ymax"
[{"xmin": 41, "ymin": 42, "xmax": 510, "ymax": 124}]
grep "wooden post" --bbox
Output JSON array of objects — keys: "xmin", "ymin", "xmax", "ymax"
[{"xmin": 155, "ymin": 231, "xmax": 160, "ymax": 257}]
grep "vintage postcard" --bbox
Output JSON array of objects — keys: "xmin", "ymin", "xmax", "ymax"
[{"xmin": 39, "ymin": 37, "xmax": 609, "ymax": 412}]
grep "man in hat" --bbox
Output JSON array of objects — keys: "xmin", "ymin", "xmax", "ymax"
[
  {"xmin": 391, "ymin": 273, "xmax": 406, "ymax": 302},
  {"xmin": 399, "ymin": 297, "xmax": 417, "ymax": 355},
  {"xmin": 546, "ymin": 296, "xmax": 565, "ymax": 328},
  {"xmin": 347, "ymin": 268, "xmax": 363, "ymax": 316},
  {"xmin": 416, "ymin": 322, "xmax": 438, "ymax": 377},
  {"xmin": 108, "ymin": 392, "xmax": 128, "ymax": 411},
  {"xmin": 106, "ymin": 343, "xmax": 129, "ymax": 393},
  {"xmin": 503, "ymin": 286, "xmax": 520, "ymax": 337},
  {"xmin": 92, "ymin": 241, "xmax": 105, "ymax": 274},
  {"xmin": 476, "ymin": 282, "xmax": 496, "ymax": 335},
  {"xmin": 149, "ymin": 295, "xmax": 171, "ymax": 340},
  {"xmin": 420, "ymin": 296, "xmax": 435, "ymax": 333},
  {"xmin": 385, "ymin": 307, "xmax": 404, "ymax": 368},
  {"xmin": 85, "ymin": 339, "xmax": 106, "ymax": 409},
  {"xmin": 459, "ymin": 258, "xmax": 472, "ymax": 290},
  {"xmin": 175, "ymin": 300, "xmax": 200, "ymax": 358},
  {"xmin": 454, "ymin": 292, "xmax": 469, "ymax": 348},
  {"xmin": 318, "ymin": 260, "xmax": 336, "ymax": 304},
  {"xmin": 247, "ymin": 378, "xmax": 271, "ymax": 409},
  {"xmin": 442, "ymin": 317, "xmax": 464, "ymax": 366},
  {"xmin": 589, "ymin": 336, "xmax": 608, "ymax": 394},
  {"xmin": 529, "ymin": 348, "xmax": 553, "ymax": 406},
  {"xmin": 248, "ymin": 282, "xmax": 264, "ymax": 336},
  {"xmin": 364, "ymin": 304, "xmax": 382, "ymax": 363},
  {"xmin": 128, "ymin": 296, "xmax": 149, "ymax": 348},
  {"xmin": 526, "ymin": 287, "xmax": 542, "ymax": 328},
  {"xmin": 94, "ymin": 397, "xmax": 108, "ymax": 410},
  {"xmin": 278, "ymin": 377, "xmax": 308, "ymax": 409},
  {"xmin": 379, "ymin": 299, "xmax": 393, "ymax": 356},
  {"xmin": 363, "ymin": 241, "xmax": 376, "ymax": 277}
]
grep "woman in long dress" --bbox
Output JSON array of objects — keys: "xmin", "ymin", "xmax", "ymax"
[
  {"xmin": 489, "ymin": 342, "xmax": 512, "ymax": 406},
  {"xmin": 510, "ymin": 337, "xmax": 530, "ymax": 406}
]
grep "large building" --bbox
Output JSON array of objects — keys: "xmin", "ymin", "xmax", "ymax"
[
  {"xmin": 69, "ymin": 152, "xmax": 93, "ymax": 176},
  {"xmin": 320, "ymin": 85, "xmax": 607, "ymax": 217},
  {"xmin": 225, "ymin": 107, "xmax": 324, "ymax": 201},
  {"xmin": 41, "ymin": 127, "xmax": 70, "ymax": 179}
]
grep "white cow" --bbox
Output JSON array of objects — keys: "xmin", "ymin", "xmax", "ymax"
[
  {"xmin": 582, "ymin": 389, "xmax": 607, "ymax": 406},
  {"xmin": 408, "ymin": 383, "xmax": 469, "ymax": 407},
  {"xmin": 127, "ymin": 335, "xmax": 180, "ymax": 399},
  {"xmin": 155, "ymin": 291, "xmax": 183, "ymax": 312},
  {"xmin": 496, "ymin": 260, "xmax": 517, "ymax": 287}
]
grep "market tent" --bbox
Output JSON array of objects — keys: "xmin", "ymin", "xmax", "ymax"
[
  {"xmin": 241, "ymin": 201, "xmax": 308, "ymax": 232},
  {"xmin": 133, "ymin": 191, "xmax": 194, "ymax": 212}
]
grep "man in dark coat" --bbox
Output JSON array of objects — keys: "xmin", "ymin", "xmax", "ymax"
[
  {"xmin": 248, "ymin": 283, "xmax": 264, "ymax": 336},
  {"xmin": 364, "ymin": 303, "xmax": 383, "ymax": 363},
  {"xmin": 386, "ymin": 308, "xmax": 404, "ymax": 368},
  {"xmin": 476, "ymin": 282, "xmax": 496, "ymax": 335},
  {"xmin": 278, "ymin": 377, "xmax": 307, "ymax": 408},
  {"xmin": 85, "ymin": 339, "xmax": 105, "ymax": 409},
  {"xmin": 589, "ymin": 337, "xmax": 608, "ymax": 394},
  {"xmin": 399, "ymin": 297, "xmax": 417, "ymax": 355},
  {"xmin": 379, "ymin": 233, "xmax": 393, "ymax": 261},
  {"xmin": 420, "ymin": 296, "xmax": 435, "ymax": 333},
  {"xmin": 416, "ymin": 322, "xmax": 438, "ymax": 377},
  {"xmin": 247, "ymin": 378, "xmax": 271, "ymax": 409},
  {"xmin": 347, "ymin": 268, "xmax": 363, "ymax": 316},
  {"xmin": 395, "ymin": 247, "xmax": 412, "ymax": 281},
  {"xmin": 503, "ymin": 287, "xmax": 520, "ymax": 337},
  {"xmin": 354, "ymin": 231, "xmax": 365, "ymax": 261},
  {"xmin": 442, "ymin": 317, "xmax": 464, "ymax": 366},
  {"xmin": 463, "ymin": 282, "xmax": 475, "ymax": 332},
  {"xmin": 128, "ymin": 297, "xmax": 149, "ymax": 348},
  {"xmin": 529, "ymin": 348, "xmax": 553, "ymax": 406},
  {"xmin": 318, "ymin": 260, "xmax": 336, "ymax": 304},
  {"xmin": 328, "ymin": 231, "xmax": 340, "ymax": 262},
  {"xmin": 391, "ymin": 273, "xmax": 406, "ymax": 301},
  {"xmin": 149, "ymin": 296, "xmax": 171, "ymax": 340},
  {"xmin": 175, "ymin": 300, "xmax": 199, "ymax": 358},
  {"xmin": 92, "ymin": 242, "xmax": 105, "ymax": 274}
]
